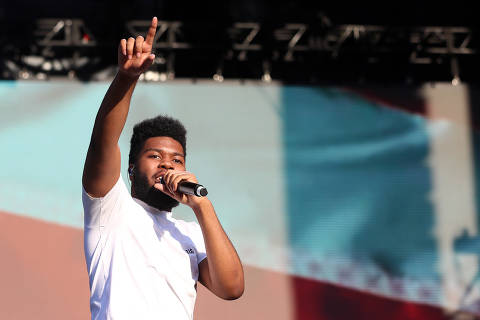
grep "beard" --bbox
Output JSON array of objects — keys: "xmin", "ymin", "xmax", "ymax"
[{"xmin": 132, "ymin": 172, "xmax": 179, "ymax": 212}]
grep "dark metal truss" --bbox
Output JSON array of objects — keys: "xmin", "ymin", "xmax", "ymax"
[{"xmin": 2, "ymin": 18, "xmax": 478, "ymax": 83}]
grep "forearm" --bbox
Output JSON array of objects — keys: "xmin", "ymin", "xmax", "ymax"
[
  {"xmin": 90, "ymin": 72, "xmax": 138, "ymax": 148},
  {"xmin": 194, "ymin": 200, "xmax": 244, "ymax": 299},
  {"xmin": 82, "ymin": 72, "xmax": 138, "ymax": 194}
]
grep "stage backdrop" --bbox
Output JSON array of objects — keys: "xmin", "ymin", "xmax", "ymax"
[{"xmin": 1, "ymin": 80, "xmax": 479, "ymax": 320}]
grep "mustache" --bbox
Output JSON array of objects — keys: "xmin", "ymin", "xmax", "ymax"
[{"xmin": 132, "ymin": 172, "xmax": 179, "ymax": 211}]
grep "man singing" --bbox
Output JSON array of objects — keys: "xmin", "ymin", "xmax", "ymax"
[{"xmin": 82, "ymin": 17, "xmax": 244, "ymax": 319}]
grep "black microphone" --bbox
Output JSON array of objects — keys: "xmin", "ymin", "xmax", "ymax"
[
  {"xmin": 158, "ymin": 177, "xmax": 208, "ymax": 197},
  {"xmin": 178, "ymin": 181, "xmax": 208, "ymax": 197}
]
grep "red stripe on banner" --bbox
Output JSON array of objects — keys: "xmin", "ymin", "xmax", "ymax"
[
  {"xmin": 342, "ymin": 86, "xmax": 427, "ymax": 116},
  {"xmin": 3, "ymin": 210, "xmax": 476, "ymax": 320},
  {"xmin": 0, "ymin": 211, "xmax": 90, "ymax": 320},
  {"xmin": 293, "ymin": 275, "xmax": 453, "ymax": 320}
]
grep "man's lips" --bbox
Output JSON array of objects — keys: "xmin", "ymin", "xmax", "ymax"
[{"xmin": 153, "ymin": 171, "xmax": 167, "ymax": 184}]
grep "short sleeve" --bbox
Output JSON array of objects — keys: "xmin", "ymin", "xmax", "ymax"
[
  {"xmin": 82, "ymin": 175, "xmax": 131, "ymax": 228},
  {"xmin": 191, "ymin": 223, "xmax": 207, "ymax": 263}
]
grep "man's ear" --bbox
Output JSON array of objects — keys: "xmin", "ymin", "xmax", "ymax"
[{"xmin": 128, "ymin": 165, "xmax": 135, "ymax": 182}]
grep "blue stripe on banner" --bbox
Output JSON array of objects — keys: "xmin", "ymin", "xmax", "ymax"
[
  {"xmin": 0, "ymin": 81, "xmax": 106, "ymax": 227},
  {"xmin": 455, "ymin": 131, "xmax": 480, "ymax": 255},
  {"xmin": 282, "ymin": 87, "xmax": 438, "ymax": 296},
  {"xmin": 0, "ymin": 80, "xmax": 286, "ymax": 255}
]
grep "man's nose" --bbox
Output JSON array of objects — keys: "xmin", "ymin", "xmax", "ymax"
[{"xmin": 159, "ymin": 159, "xmax": 174, "ymax": 170}]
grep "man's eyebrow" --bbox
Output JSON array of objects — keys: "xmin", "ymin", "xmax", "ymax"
[{"xmin": 143, "ymin": 148, "xmax": 185, "ymax": 157}]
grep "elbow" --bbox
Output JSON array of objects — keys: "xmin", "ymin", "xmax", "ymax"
[
  {"xmin": 222, "ymin": 285, "xmax": 244, "ymax": 300},
  {"xmin": 220, "ymin": 278, "xmax": 245, "ymax": 300}
]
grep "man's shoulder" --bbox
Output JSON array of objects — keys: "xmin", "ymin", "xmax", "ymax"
[
  {"xmin": 82, "ymin": 174, "xmax": 130, "ymax": 202},
  {"xmin": 82, "ymin": 175, "xmax": 137, "ymax": 227}
]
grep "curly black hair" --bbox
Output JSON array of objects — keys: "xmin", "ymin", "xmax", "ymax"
[{"xmin": 128, "ymin": 115, "xmax": 187, "ymax": 166}]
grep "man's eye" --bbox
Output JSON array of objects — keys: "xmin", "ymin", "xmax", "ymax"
[
  {"xmin": 173, "ymin": 159, "xmax": 183, "ymax": 164},
  {"xmin": 149, "ymin": 154, "xmax": 160, "ymax": 159}
]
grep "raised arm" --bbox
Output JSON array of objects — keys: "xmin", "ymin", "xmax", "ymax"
[{"xmin": 82, "ymin": 17, "xmax": 158, "ymax": 197}]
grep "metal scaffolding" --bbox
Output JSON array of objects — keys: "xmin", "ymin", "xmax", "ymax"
[{"xmin": 1, "ymin": 18, "xmax": 478, "ymax": 83}]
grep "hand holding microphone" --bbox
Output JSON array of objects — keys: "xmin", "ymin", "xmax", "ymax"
[
  {"xmin": 154, "ymin": 171, "xmax": 208, "ymax": 198},
  {"xmin": 157, "ymin": 176, "xmax": 208, "ymax": 197}
]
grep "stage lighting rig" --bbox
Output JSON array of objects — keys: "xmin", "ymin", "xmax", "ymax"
[{"xmin": 2, "ymin": 17, "xmax": 478, "ymax": 83}]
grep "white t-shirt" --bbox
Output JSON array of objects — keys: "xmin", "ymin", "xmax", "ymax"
[{"xmin": 82, "ymin": 175, "xmax": 207, "ymax": 320}]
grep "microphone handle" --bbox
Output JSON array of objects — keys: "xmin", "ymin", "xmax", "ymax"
[{"xmin": 177, "ymin": 181, "xmax": 208, "ymax": 197}]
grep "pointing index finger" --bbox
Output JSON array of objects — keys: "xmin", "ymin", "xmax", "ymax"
[{"xmin": 144, "ymin": 17, "xmax": 158, "ymax": 49}]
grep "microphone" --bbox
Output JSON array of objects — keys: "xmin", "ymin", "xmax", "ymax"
[
  {"xmin": 158, "ymin": 177, "xmax": 208, "ymax": 197},
  {"xmin": 178, "ymin": 181, "xmax": 208, "ymax": 197}
]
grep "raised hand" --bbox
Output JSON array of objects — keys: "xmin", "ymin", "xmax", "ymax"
[{"xmin": 118, "ymin": 17, "xmax": 158, "ymax": 78}]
